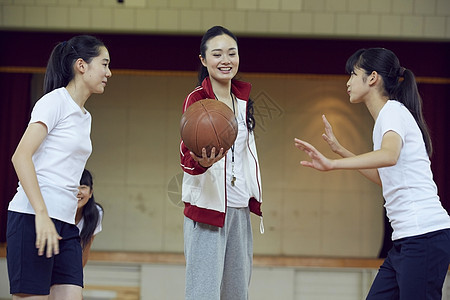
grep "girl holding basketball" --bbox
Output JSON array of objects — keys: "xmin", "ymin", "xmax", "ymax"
[
  {"xmin": 76, "ymin": 169, "xmax": 103, "ymax": 267},
  {"xmin": 7, "ymin": 35, "xmax": 111, "ymax": 299},
  {"xmin": 294, "ymin": 48, "xmax": 450, "ymax": 299},
  {"xmin": 180, "ymin": 26, "xmax": 262, "ymax": 300}
]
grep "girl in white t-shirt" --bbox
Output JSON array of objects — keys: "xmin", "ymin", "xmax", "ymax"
[
  {"xmin": 76, "ymin": 169, "xmax": 103, "ymax": 267},
  {"xmin": 294, "ymin": 48, "xmax": 450, "ymax": 300},
  {"xmin": 7, "ymin": 35, "xmax": 112, "ymax": 299}
]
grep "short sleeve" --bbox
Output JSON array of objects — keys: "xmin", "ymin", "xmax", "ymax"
[
  {"xmin": 378, "ymin": 102, "xmax": 406, "ymax": 143},
  {"xmin": 93, "ymin": 206, "xmax": 103, "ymax": 235},
  {"xmin": 30, "ymin": 90, "xmax": 66, "ymax": 133}
]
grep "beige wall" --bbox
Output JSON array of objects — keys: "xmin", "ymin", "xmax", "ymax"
[{"xmin": 1, "ymin": 0, "xmax": 449, "ymax": 40}]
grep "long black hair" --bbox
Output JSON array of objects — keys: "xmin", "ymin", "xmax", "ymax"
[
  {"xmin": 197, "ymin": 26, "xmax": 256, "ymax": 132},
  {"xmin": 44, "ymin": 35, "xmax": 105, "ymax": 94},
  {"xmin": 345, "ymin": 48, "xmax": 432, "ymax": 157},
  {"xmin": 79, "ymin": 169, "xmax": 103, "ymax": 250}
]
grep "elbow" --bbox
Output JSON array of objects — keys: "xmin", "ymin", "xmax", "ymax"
[
  {"xmin": 385, "ymin": 155, "xmax": 399, "ymax": 167},
  {"xmin": 11, "ymin": 149, "xmax": 30, "ymax": 171},
  {"xmin": 11, "ymin": 151, "xmax": 20, "ymax": 168}
]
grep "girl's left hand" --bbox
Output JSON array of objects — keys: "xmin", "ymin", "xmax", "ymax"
[{"xmin": 294, "ymin": 138, "xmax": 334, "ymax": 171}]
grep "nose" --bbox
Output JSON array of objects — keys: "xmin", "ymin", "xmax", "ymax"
[
  {"xmin": 222, "ymin": 55, "xmax": 231, "ymax": 64},
  {"xmin": 346, "ymin": 77, "xmax": 351, "ymax": 87},
  {"xmin": 107, "ymin": 67, "xmax": 112, "ymax": 78}
]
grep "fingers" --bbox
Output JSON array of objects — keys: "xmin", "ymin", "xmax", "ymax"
[
  {"xmin": 36, "ymin": 231, "xmax": 61, "ymax": 258},
  {"xmin": 322, "ymin": 114, "xmax": 330, "ymax": 127},
  {"xmin": 190, "ymin": 147, "xmax": 225, "ymax": 168},
  {"xmin": 322, "ymin": 133, "xmax": 331, "ymax": 143},
  {"xmin": 201, "ymin": 147, "xmax": 210, "ymax": 159},
  {"xmin": 46, "ymin": 233, "xmax": 61, "ymax": 258},
  {"xmin": 294, "ymin": 138, "xmax": 315, "ymax": 152},
  {"xmin": 35, "ymin": 216, "xmax": 62, "ymax": 258},
  {"xmin": 300, "ymin": 161, "xmax": 314, "ymax": 168}
]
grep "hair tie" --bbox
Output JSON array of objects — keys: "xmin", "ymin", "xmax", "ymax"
[{"xmin": 399, "ymin": 67, "xmax": 406, "ymax": 77}]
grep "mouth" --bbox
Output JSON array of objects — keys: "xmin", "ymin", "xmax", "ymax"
[
  {"xmin": 218, "ymin": 67, "xmax": 232, "ymax": 72},
  {"xmin": 102, "ymin": 81, "xmax": 107, "ymax": 86}
]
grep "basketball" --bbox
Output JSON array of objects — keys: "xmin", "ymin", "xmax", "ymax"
[{"xmin": 180, "ymin": 99, "xmax": 238, "ymax": 157}]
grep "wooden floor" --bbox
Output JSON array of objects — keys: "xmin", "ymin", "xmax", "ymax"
[
  {"xmin": 86, "ymin": 250, "xmax": 385, "ymax": 269},
  {"xmin": 83, "ymin": 285, "xmax": 140, "ymax": 300}
]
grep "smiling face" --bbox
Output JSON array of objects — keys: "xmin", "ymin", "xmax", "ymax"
[
  {"xmin": 83, "ymin": 46, "xmax": 112, "ymax": 94},
  {"xmin": 200, "ymin": 34, "xmax": 239, "ymax": 85},
  {"xmin": 77, "ymin": 184, "xmax": 93, "ymax": 210},
  {"xmin": 346, "ymin": 67, "xmax": 370, "ymax": 104}
]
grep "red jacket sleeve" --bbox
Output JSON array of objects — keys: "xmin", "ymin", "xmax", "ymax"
[{"xmin": 179, "ymin": 91, "xmax": 209, "ymax": 175}]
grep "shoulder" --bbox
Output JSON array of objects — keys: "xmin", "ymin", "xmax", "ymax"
[
  {"xmin": 34, "ymin": 88, "xmax": 66, "ymax": 107},
  {"xmin": 183, "ymin": 86, "xmax": 209, "ymax": 112},
  {"xmin": 231, "ymin": 79, "xmax": 252, "ymax": 101},
  {"xmin": 379, "ymin": 100, "xmax": 403, "ymax": 118},
  {"xmin": 95, "ymin": 203, "xmax": 103, "ymax": 213}
]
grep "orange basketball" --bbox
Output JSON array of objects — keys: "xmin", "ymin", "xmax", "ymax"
[{"xmin": 180, "ymin": 99, "xmax": 238, "ymax": 157}]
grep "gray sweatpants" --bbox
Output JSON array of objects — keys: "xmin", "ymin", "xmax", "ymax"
[{"xmin": 184, "ymin": 207, "xmax": 253, "ymax": 300}]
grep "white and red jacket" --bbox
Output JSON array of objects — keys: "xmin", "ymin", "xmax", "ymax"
[{"xmin": 180, "ymin": 77, "xmax": 263, "ymax": 228}]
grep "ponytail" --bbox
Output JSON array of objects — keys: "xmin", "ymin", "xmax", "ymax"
[{"xmin": 394, "ymin": 69, "xmax": 433, "ymax": 156}]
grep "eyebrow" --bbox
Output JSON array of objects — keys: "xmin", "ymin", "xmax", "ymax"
[{"xmin": 211, "ymin": 47, "xmax": 237, "ymax": 52}]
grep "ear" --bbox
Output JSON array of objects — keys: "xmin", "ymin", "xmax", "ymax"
[
  {"xmin": 74, "ymin": 58, "xmax": 86, "ymax": 74},
  {"xmin": 368, "ymin": 71, "xmax": 379, "ymax": 86},
  {"xmin": 199, "ymin": 54, "xmax": 207, "ymax": 67}
]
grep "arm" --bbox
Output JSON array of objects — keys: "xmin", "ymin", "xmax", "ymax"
[
  {"xmin": 295, "ymin": 127, "xmax": 402, "ymax": 186},
  {"xmin": 179, "ymin": 95, "xmax": 226, "ymax": 174},
  {"xmin": 320, "ymin": 115, "xmax": 381, "ymax": 184},
  {"xmin": 82, "ymin": 236, "xmax": 95, "ymax": 267},
  {"xmin": 11, "ymin": 122, "xmax": 61, "ymax": 257}
]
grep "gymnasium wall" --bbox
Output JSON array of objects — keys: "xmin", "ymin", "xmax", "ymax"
[
  {"xmin": 1, "ymin": 0, "xmax": 449, "ymax": 258},
  {"xmin": 0, "ymin": 0, "xmax": 449, "ymax": 40}
]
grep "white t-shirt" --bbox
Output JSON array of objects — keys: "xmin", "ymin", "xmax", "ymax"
[
  {"xmin": 373, "ymin": 100, "xmax": 450, "ymax": 240},
  {"xmin": 8, "ymin": 87, "xmax": 92, "ymax": 224},
  {"xmin": 76, "ymin": 205, "xmax": 103, "ymax": 236},
  {"xmin": 226, "ymin": 98, "xmax": 250, "ymax": 208}
]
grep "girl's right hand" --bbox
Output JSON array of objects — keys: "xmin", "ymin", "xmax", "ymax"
[
  {"xmin": 321, "ymin": 115, "xmax": 343, "ymax": 154},
  {"xmin": 294, "ymin": 138, "xmax": 334, "ymax": 171},
  {"xmin": 190, "ymin": 147, "xmax": 226, "ymax": 168},
  {"xmin": 35, "ymin": 213, "xmax": 61, "ymax": 258}
]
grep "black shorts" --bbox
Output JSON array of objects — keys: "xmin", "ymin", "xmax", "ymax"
[{"xmin": 6, "ymin": 211, "xmax": 83, "ymax": 295}]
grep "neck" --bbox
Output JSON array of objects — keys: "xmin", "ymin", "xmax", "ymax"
[
  {"xmin": 66, "ymin": 81, "xmax": 90, "ymax": 110},
  {"xmin": 210, "ymin": 77, "xmax": 232, "ymax": 100},
  {"xmin": 365, "ymin": 94, "xmax": 389, "ymax": 121}
]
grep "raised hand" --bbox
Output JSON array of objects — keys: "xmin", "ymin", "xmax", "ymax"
[
  {"xmin": 321, "ymin": 115, "xmax": 343, "ymax": 154},
  {"xmin": 294, "ymin": 138, "xmax": 334, "ymax": 171}
]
